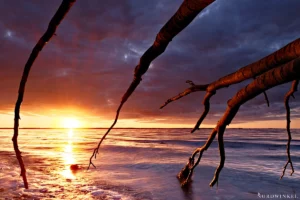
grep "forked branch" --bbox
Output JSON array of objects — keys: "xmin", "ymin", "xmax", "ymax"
[
  {"xmin": 13, "ymin": 0, "xmax": 76, "ymax": 189},
  {"xmin": 178, "ymin": 57, "xmax": 300, "ymax": 187},
  {"xmin": 281, "ymin": 80, "xmax": 299, "ymax": 179},
  {"xmin": 161, "ymin": 38, "xmax": 300, "ymax": 130}
]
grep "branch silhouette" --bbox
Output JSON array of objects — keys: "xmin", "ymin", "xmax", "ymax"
[
  {"xmin": 281, "ymin": 80, "xmax": 299, "ymax": 179},
  {"xmin": 13, "ymin": 0, "xmax": 76, "ymax": 189},
  {"xmin": 88, "ymin": 0, "xmax": 216, "ymax": 166},
  {"xmin": 162, "ymin": 38, "xmax": 300, "ymax": 131},
  {"xmin": 178, "ymin": 58, "xmax": 300, "ymax": 186}
]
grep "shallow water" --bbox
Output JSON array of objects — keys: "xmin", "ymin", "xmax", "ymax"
[{"xmin": 0, "ymin": 128, "xmax": 300, "ymax": 199}]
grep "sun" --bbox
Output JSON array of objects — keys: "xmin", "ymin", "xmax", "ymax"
[{"xmin": 62, "ymin": 118, "xmax": 80, "ymax": 129}]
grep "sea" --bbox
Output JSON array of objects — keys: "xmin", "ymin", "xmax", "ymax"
[{"xmin": 0, "ymin": 128, "xmax": 299, "ymax": 200}]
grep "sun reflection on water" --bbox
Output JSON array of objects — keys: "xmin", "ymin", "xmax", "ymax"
[{"xmin": 61, "ymin": 129, "xmax": 77, "ymax": 179}]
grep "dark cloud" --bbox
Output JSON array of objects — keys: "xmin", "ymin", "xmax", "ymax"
[{"xmin": 0, "ymin": 0, "xmax": 299, "ymax": 127}]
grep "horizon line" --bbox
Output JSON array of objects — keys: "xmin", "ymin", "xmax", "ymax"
[{"xmin": 0, "ymin": 127, "xmax": 294, "ymax": 129}]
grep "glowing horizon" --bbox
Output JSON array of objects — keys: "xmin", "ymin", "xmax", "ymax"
[{"xmin": 0, "ymin": 111, "xmax": 299, "ymax": 129}]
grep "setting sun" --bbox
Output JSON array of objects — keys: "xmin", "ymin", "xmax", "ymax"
[
  {"xmin": 62, "ymin": 118, "xmax": 80, "ymax": 129},
  {"xmin": 1, "ymin": 1, "xmax": 300, "ymax": 199}
]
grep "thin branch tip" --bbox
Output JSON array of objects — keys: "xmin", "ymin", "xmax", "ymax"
[
  {"xmin": 281, "ymin": 80, "xmax": 298, "ymax": 179},
  {"xmin": 186, "ymin": 80, "xmax": 195, "ymax": 86}
]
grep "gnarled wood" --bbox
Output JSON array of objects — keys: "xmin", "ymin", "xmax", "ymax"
[
  {"xmin": 208, "ymin": 38, "xmax": 300, "ymax": 92},
  {"xmin": 13, "ymin": 0, "xmax": 76, "ymax": 189},
  {"xmin": 162, "ymin": 38, "xmax": 300, "ymax": 130},
  {"xmin": 179, "ymin": 57, "xmax": 300, "ymax": 187}
]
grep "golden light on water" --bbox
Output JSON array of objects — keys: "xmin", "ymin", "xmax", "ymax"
[
  {"xmin": 61, "ymin": 129, "xmax": 76, "ymax": 179},
  {"xmin": 68, "ymin": 129, "xmax": 73, "ymax": 138}
]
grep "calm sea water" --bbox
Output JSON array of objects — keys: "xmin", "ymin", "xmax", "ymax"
[{"xmin": 0, "ymin": 128, "xmax": 300, "ymax": 200}]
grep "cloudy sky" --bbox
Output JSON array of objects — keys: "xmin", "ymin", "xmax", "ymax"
[{"xmin": 0, "ymin": 0, "xmax": 300, "ymax": 128}]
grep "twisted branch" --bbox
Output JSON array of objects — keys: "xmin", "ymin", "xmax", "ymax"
[
  {"xmin": 281, "ymin": 80, "xmax": 299, "ymax": 179},
  {"xmin": 161, "ymin": 38, "xmax": 300, "ymax": 131},
  {"xmin": 13, "ymin": 0, "xmax": 76, "ymax": 189},
  {"xmin": 89, "ymin": 0, "xmax": 216, "ymax": 166},
  {"xmin": 178, "ymin": 57, "xmax": 300, "ymax": 187},
  {"xmin": 178, "ymin": 128, "xmax": 218, "ymax": 186}
]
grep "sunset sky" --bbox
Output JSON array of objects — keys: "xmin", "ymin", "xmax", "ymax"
[{"xmin": 0, "ymin": 0, "xmax": 300, "ymax": 128}]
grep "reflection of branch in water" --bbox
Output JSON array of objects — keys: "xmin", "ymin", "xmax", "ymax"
[{"xmin": 181, "ymin": 180, "xmax": 194, "ymax": 200}]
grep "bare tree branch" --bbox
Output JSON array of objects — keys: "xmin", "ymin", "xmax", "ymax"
[
  {"xmin": 163, "ymin": 38, "xmax": 300, "ymax": 106},
  {"xmin": 162, "ymin": 38, "xmax": 300, "ymax": 133},
  {"xmin": 13, "ymin": 0, "xmax": 76, "ymax": 189},
  {"xmin": 178, "ymin": 57, "xmax": 300, "ymax": 187},
  {"xmin": 209, "ymin": 125, "xmax": 226, "ymax": 187},
  {"xmin": 160, "ymin": 83, "xmax": 208, "ymax": 109},
  {"xmin": 191, "ymin": 91, "xmax": 215, "ymax": 133},
  {"xmin": 281, "ymin": 80, "xmax": 299, "ymax": 179},
  {"xmin": 89, "ymin": 0, "xmax": 216, "ymax": 165},
  {"xmin": 178, "ymin": 128, "xmax": 218, "ymax": 186},
  {"xmin": 263, "ymin": 91, "xmax": 270, "ymax": 107},
  {"xmin": 253, "ymin": 76, "xmax": 270, "ymax": 107},
  {"xmin": 87, "ymin": 102, "xmax": 124, "ymax": 170}
]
